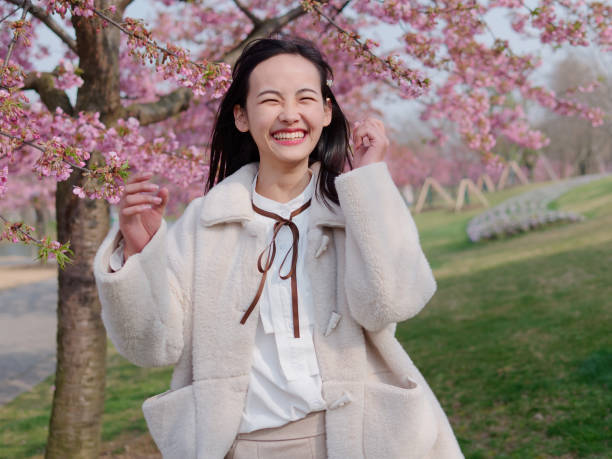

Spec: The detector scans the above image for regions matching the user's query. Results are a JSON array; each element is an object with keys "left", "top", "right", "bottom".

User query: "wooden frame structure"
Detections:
[
  {"left": 497, "top": 161, "right": 529, "bottom": 190},
  {"left": 476, "top": 174, "right": 496, "bottom": 192},
  {"left": 454, "top": 178, "right": 489, "bottom": 212},
  {"left": 414, "top": 177, "right": 454, "bottom": 213}
]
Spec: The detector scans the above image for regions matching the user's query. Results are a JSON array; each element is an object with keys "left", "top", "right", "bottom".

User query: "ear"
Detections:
[
  {"left": 234, "top": 105, "right": 249, "bottom": 132},
  {"left": 323, "top": 98, "right": 332, "bottom": 127}
]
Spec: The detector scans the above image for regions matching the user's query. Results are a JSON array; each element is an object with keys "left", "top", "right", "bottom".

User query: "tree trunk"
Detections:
[
  {"left": 46, "top": 180, "right": 109, "bottom": 458},
  {"left": 45, "top": 2, "right": 123, "bottom": 457}
]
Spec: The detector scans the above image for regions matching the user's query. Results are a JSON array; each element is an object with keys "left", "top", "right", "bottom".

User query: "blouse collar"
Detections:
[{"left": 251, "top": 169, "right": 315, "bottom": 220}]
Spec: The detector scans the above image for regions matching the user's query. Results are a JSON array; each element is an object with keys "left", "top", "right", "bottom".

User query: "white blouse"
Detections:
[{"left": 238, "top": 169, "right": 326, "bottom": 433}]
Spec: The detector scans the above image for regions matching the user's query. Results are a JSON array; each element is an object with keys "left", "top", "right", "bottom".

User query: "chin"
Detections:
[{"left": 268, "top": 148, "right": 313, "bottom": 166}]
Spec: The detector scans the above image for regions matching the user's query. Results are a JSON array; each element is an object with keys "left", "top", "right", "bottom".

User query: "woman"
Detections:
[{"left": 94, "top": 38, "right": 463, "bottom": 459}]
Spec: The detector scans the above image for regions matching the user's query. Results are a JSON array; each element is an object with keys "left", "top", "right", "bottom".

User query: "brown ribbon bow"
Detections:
[{"left": 240, "top": 199, "right": 312, "bottom": 338}]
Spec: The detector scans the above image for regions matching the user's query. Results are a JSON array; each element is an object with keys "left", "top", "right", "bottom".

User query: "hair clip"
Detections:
[{"left": 326, "top": 79, "right": 333, "bottom": 87}]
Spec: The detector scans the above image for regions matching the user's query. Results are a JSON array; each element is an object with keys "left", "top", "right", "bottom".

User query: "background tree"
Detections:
[
  {"left": 538, "top": 50, "right": 612, "bottom": 175},
  {"left": 1, "top": 0, "right": 610, "bottom": 457}
]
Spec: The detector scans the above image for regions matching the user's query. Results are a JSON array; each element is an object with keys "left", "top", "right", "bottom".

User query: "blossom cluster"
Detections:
[
  {"left": 54, "top": 60, "right": 84, "bottom": 91},
  {"left": 38, "top": 1, "right": 232, "bottom": 98},
  {"left": 0, "top": 165, "right": 7, "bottom": 198},
  {"left": 303, "top": 0, "right": 430, "bottom": 98},
  {"left": 346, "top": 0, "right": 612, "bottom": 153},
  {"left": 120, "top": 16, "right": 231, "bottom": 98},
  {"left": 1, "top": 105, "right": 129, "bottom": 203},
  {"left": 0, "top": 216, "right": 73, "bottom": 268},
  {"left": 41, "top": 0, "right": 95, "bottom": 18},
  {"left": 466, "top": 174, "right": 606, "bottom": 242},
  {"left": 7, "top": 17, "right": 34, "bottom": 48}
]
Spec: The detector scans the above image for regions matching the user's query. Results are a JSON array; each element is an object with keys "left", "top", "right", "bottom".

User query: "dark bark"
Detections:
[
  {"left": 223, "top": 4, "right": 307, "bottom": 66},
  {"left": 123, "top": 87, "right": 193, "bottom": 126},
  {"left": 232, "top": 0, "right": 262, "bottom": 26},
  {"left": 22, "top": 72, "right": 74, "bottom": 115},
  {"left": 45, "top": 1, "right": 123, "bottom": 457},
  {"left": 46, "top": 171, "right": 109, "bottom": 458}
]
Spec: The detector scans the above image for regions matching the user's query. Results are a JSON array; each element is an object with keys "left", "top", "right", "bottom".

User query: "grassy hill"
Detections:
[
  {"left": 402, "top": 176, "right": 612, "bottom": 457},
  {"left": 1, "top": 177, "right": 610, "bottom": 458}
]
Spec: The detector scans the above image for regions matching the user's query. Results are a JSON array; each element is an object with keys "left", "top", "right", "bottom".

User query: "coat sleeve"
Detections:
[
  {"left": 93, "top": 199, "right": 200, "bottom": 367},
  {"left": 335, "top": 162, "right": 437, "bottom": 332}
]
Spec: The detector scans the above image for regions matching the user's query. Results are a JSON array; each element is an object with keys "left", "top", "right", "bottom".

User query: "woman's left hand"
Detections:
[{"left": 351, "top": 117, "right": 389, "bottom": 169}]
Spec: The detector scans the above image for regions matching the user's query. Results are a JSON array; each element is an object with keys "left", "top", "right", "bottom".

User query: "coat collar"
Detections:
[{"left": 199, "top": 161, "right": 345, "bottom": 229}]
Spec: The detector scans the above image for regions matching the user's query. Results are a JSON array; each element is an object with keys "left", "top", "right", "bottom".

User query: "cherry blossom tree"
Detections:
[
  {"left": 538, "top": 50, "right": 612, "bottom": 175},
  {"left": 1, "top": 0, "right": 610, "bottom": 456}
]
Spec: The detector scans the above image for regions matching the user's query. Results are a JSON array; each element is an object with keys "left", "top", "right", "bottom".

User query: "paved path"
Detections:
[{"left": 0, "top": 279, "right": 57, "bottom": 405}]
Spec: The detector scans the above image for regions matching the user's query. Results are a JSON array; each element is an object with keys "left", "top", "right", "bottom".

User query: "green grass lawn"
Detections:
[
  {"left": 402, "top": 176, "right": 612, "bottom": 458},
  {"left": 1, "top": 177, "right": 610, "bottom": 457}
]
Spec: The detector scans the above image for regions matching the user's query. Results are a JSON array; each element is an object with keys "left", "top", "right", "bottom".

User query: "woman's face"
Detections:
[{"left": 234, "top": 54, "right": 332, "bottom": 169}]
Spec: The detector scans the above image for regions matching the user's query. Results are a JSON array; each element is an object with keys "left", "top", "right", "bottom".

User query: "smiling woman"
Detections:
[
  {"left": 233, "top": 53, "right": 333, "bottom": 203},
  {"left": 93, "top": 37, "right": 463, "bottom": 459},
  {"left": 207, "top": 38, "right": 352, "bottom": 212}
]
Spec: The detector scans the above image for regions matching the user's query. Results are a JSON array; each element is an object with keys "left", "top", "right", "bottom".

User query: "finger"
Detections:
[
  {"left": 121, "top": 204, "right": 152, "bottom": 217},
  {"left": 355, "top": 120, "right": 383, "bottom": 144},
  {"left": 124, "top": 181, "right": 159, "bottom": 195},
  {"left": 127, "top": 171, "right": 154, "bottom": 184},
  {"left": 354, "top": 133, "right": 361, "bottom": 149},
  {"left": 353, "top": 124, "right": 374, "bottom": 148},
  {"left": 353, "top": 123, "right": 365, "bottom": 149},
  {"left": 155, "top": 187, "right": 170, "bottom": 210},
  {"left": 124, "top": 193, "right": 163, "bottom": 207}
]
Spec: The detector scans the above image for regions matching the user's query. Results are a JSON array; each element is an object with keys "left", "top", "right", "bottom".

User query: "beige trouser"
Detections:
[{"left": 225, "top": 411, "right": 327, "bottom": 459}]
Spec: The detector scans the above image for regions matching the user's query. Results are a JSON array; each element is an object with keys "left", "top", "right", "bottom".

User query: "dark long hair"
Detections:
[{"left": 206, "top": 37, "right": 352, "bottom": 209}]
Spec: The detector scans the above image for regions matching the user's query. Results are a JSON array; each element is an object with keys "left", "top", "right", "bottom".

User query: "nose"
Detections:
[{"left": 278, "top": 101, "right": 299, "bottom": 124}]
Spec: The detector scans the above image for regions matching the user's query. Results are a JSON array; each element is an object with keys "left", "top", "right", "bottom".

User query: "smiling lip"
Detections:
[{"left": 271, "top": 129, "right": 307, "bottom": 145}]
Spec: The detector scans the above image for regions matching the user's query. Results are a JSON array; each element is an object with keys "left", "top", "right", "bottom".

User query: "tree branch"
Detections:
[
  {"left": 2, "top": 0, "right": 30, "bottom": 75},
  {"left": 223, "top": 4, "right": 308, "bottom": 66},
  {"left": 233, "top": 0, "right": 262, "bottom": 26},
  {"left": 0, "top": 131, "right": 88, "bottom": 172},
  {"left": 0, "top": 214, "right": 45, "bottom": 245},
  {"left": 0, "top": 3, "right": 21, "bottom": 24},
  {"left": 122, "top": 87, "right": 193, "bottom": 126},
  {"left": 4, "top": 0, "right": 77, "bottom": 54},
  {"left": 323, "top": 0, "right": 351, "bottom": 33},
  {"left": 21, "top": 71, "right": 74, "bottom": 115},
  {"left": 119, "top": 0, "right": 134, "bottom": 10},
  {"left": 92, "top": 8, "right": 224, "bottom": 71},
  {"left": 118, "top": 3, "right": 308, "bottom": 125}
]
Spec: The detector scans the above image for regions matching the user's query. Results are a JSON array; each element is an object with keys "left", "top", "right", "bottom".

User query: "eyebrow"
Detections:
[{"left": 256, "top": 88, "right": 320, "bottom": 98}]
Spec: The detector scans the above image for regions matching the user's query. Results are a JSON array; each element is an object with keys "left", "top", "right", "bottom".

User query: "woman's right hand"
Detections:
[{"left": 119, "top": 172, "right": 169, "bottom": 260}]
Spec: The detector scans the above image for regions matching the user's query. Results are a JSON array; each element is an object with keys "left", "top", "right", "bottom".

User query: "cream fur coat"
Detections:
[{"left": 94, "top": 161, "right": 463, "bottom": 459}]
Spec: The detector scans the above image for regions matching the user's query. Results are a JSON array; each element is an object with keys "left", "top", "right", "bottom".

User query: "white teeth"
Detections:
[{"left": 272, "top": 131, "right": 305, "bottom": 140}]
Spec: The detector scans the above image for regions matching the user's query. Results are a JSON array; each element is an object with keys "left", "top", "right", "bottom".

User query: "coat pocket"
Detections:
[
  {"left": 363, "top": 379, "right": 438, "bottom": 459},
  {"left": 142, "top": 384, "right": 196, "bottom": 459}
]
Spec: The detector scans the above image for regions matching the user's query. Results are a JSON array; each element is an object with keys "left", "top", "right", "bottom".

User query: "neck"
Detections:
[{"left": 255, "top": 159, "right": 312, "bottom": 204}]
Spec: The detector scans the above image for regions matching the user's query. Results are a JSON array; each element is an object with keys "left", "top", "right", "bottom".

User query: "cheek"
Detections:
[
  {"left": 306, "top": 108, "right": 329, "bottom": 129},
  {"left": 245, "top": 112, "right": 270, "bottom": 138}
]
